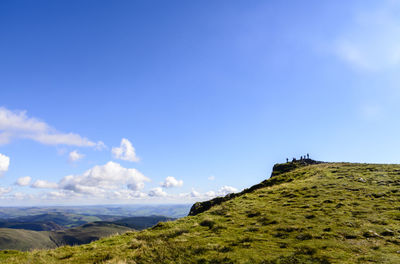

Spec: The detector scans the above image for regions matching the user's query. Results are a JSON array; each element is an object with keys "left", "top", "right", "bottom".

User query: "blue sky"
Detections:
[{"left": 1, "top": 0, "right": 400, "bottom": 205}]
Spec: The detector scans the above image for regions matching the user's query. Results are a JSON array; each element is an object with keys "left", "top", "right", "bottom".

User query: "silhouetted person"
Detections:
[
  {"left": 292, "top": 157, "right": 296, "bottom": 162},
  {"left": 286, "top": 158, "right": 289, "bottom": 163},
  {"left": 307, "top": 153, "right": 309, "bottom": 159}
]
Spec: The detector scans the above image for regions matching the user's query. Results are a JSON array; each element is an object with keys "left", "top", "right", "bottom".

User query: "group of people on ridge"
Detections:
[{"left": 286, "top": 153, "right": 309, "bottom": 163}]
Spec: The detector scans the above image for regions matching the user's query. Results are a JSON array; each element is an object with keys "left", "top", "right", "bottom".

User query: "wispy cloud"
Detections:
[
  {"left": 68, "top": 150, "right": 85, "bottom": 162},
  {"left": 358, "top": 103, "right": 384, "bottom": 121},
  {"left": 0, "top": 187, "right": 12, "bottom": 196},
  {"left": 335, "top": 1, "right": 400, "bottom": 71},
  {"left": 0, "top": 107, "right": 104, "bottom": 148}
]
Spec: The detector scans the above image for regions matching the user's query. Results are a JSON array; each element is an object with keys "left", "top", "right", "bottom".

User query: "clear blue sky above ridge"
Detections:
[{"left": 1, "top": 0, "right": 400, "bottom": 205}]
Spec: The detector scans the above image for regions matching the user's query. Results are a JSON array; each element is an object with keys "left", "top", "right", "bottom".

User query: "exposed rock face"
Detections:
[
  {"left": 271, "top": 159, "right": 322, "bottom": 178},
  {"left": 188, "top": 159, "right": 322, "bottom": 216}
]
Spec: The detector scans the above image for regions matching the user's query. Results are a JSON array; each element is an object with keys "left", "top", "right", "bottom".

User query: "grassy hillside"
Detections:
[
  {"left": 2, "top": 161, "right": 400, "bottom": 263},
  {"left": 0, "top": 223, "right": 132, "bottom": 251},
  {"left": 0, "top": 229, "right": 54, "bottom": 251},
  {"left": 49, "top": 222, "right": 132, "bottom": 247},
  {"left": 0, "top": 216, "right": 174, "bottom": 251},
  {"left": 111, "top": 216, "right": 175, "bottom": 230}
]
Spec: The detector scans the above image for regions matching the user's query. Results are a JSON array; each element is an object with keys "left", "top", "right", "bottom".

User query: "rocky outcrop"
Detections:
[{"left": 271, "top": 159, "right": 322, "bottom": 177}]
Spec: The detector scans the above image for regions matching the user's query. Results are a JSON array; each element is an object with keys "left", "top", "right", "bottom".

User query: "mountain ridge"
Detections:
[
  {"left": 189, "top": 159, "right": 322, "bottom": 216},
  {"left": 2, "top": 161, "right": 400, "bottom": 263}
]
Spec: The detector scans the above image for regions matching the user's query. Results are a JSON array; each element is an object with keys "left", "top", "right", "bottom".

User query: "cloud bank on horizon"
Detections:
[{"left": 0, "top": 106, "right": 238, "bottom": 205}]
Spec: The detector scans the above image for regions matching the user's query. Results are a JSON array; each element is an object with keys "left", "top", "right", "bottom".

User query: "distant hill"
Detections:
[
  {"left": 0, "top": 220, "right": 63, "bottom": 231},
  {"left": 0, "top": 222, "right": 131, "bottom": 251},
  {"left": 0, "top": 229, "right": 55, "bottom": 251},
  {"left": 0, "top": 204, "right": 190, "bottom": 219},
  {"left": 0, "top": 212, "right": 174, "bottom": 232},
  {"left": 0, "top": 212, "right": 108, "bottom": 230},
  {"left": 49, "top": 222, "right": 132, "bottom": 247},
  {"left": 2, "top": 161, "right": 400, "bottom": 263},
  {"left": 0, "top": 215, "right": 174, "bottom": 251},
  {"left": 111, "top": 215, "right": 175, "bottom": 230}
]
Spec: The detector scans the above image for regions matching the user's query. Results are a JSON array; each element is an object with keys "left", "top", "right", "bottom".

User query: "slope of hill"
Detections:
[
  {"left": 0, "top": 216, "right": 175, "bottom": 251},
  {"left": 49, "top": 222, "right": 132, "bottom": 247},
  {"left": 0, "top": 222, "right": 132, "bottom": 251},
  {"left": 0, "top": 229, "right": 55, "bottom": 252},
  {"left": 2, "top": 161, "right": 400, "bottom": 263},
  {"left": 111, "top": 215, "right": 175, "bottom": 230}
]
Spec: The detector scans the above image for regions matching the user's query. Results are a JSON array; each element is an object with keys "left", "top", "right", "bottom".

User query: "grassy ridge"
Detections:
[
  {"left": 2, "top": 162, "right": 400, "bottom": 263},
  {"left": 0, "top": 223, "right": 132, "bottom": 251},
  {"left": 0, "top": 229, "right": 54, "bottom": 251}
]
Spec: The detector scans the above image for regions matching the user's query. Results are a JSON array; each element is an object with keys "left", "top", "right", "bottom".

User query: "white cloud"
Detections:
[
  {"left": 208, "top": 175, "right": 215, "bottom": 181},
  {"left": 190, "top": 188, "right": 201, "bottom": 198},
  {"left": 16, "top": 176, "right": 31, "bottom": 186},
  {"left": 0, "top": 132, "right": 11, "bottom": 145},
  {"left": 218, "top": 186, "right": 238, "bottom": 196},
  {"left": 110, "top": 189, "right": 147, "bottom": 200},
  {"left": 112, "top": 138, "right": 139, "bottom": 162},
  {"left": 182, "top": 186, "right": 238, "bottom": 200},
  {"left": 161, "top": 176, "right": 183, "bottom": 188},
  {"left": 69, "top": 150, "right": 85, "bottom": 162},
  {"left": 58, "top": 161, "right": 150, "bottom": 195},
  {"left": 0, "top": 187, "right": 11, "bottom": 196},
  {"left": 335, "top": 1, "right": 400, "bottom": 71},
  {"left": 0, "top": 107, "right": 104, "bottom": 148},
  {"left": 31, "top": 180, "right": 58, "bottom": 189},
  {"left": 148, "top": 187, "right": 167, "bottom": 197},
  {"left": 205, "top": 190, "right": 216, "bottom": 197},
  {"left": 46, "top": 191, "right": 67, "bottom": 199},
  {"left": 95, "top": 141, "right": 107, "bottom": 151},
  {"left": 0, "top": 153, "right": 10, "bottom": 176}
]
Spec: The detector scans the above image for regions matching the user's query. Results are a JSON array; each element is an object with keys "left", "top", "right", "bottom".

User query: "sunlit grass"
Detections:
[{"left": 1, "top": 162, "right": 400, "bottom": 263}]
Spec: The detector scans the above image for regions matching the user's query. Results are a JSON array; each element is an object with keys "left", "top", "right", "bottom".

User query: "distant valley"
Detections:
[{"left": 0, "top": 206, "right": 181, "bottom": 251}]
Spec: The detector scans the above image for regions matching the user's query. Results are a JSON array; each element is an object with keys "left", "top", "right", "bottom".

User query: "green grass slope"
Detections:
[
  {"left": 0, "top": 223, "right": 132, "bottom": 251},
  {"left": 111, "top": 216, "right": 175, "bottom": 230},
  {"left": 2, "top": 162, "right": 400, "bottom": 263},
  {"left": 49, "top": 222, "right": 132, "bottom": 247},
  {"left": 0, "top": 229, "right": 55, "bottom": 251}
]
